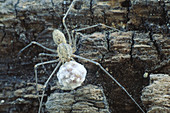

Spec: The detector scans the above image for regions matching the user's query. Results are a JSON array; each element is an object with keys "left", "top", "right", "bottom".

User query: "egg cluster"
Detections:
[{"left": 57, "top": 61, "right": 87, "bottom": 90}]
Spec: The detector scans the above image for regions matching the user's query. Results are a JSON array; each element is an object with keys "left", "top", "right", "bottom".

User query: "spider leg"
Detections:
[
  {"left": 38, "top": 53, "right": 58, "bottom": 73},
  {"left": 18, "top": 41, "right": 57, "bottom": 56},
  {"left": 73, "top": 54, "right": 145, "bottom": 113},
  {"left": 37, "top": 28, "right": 53, "bottom": 39},
  {"left": 71, "top": 23, "right": 121, "bottom": 52},
  {"left": 63, "top": 0, "right": 78, "bottom": 46},
  {"left": 38, "top": 53, "right": 58, "bottom": 57},
  {"left": 34, "top": 59, "right": 59, "bottom": 102},
  {"left": 72, "top": 31, "right": 95, "bottom": 52},
  {"left": 38, "top": 61, "right": 61, "bottom": 113},
  {"left": 38, "top": 53, "right": 58, "bottom": 78},
  {"left": 73, "top": 23, "right": 121, "bottom": 32}
]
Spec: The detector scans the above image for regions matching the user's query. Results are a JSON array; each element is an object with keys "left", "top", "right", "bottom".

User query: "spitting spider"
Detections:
[{"left": 18, "top": 0, "right": 145, "bottom": 113}]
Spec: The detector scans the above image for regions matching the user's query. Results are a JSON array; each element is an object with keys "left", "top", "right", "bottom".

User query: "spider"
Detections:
[{"left": 18, "top": 0, "right": 145, "bottom": 113}]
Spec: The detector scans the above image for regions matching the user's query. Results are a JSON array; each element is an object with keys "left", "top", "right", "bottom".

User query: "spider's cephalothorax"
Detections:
[
  {"left": 53, "top": 29, "right": 73, "bottom": 63},
  {"left": 52, "top": 29, "right": 66, "bottom": 44}
]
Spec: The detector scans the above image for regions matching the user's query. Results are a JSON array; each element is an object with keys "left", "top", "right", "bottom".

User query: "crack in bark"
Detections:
[
  {"left": 14, "top": 0, "right": 20, "bottom": 18},
  {"left": 90, "top": 0, "right": 94, "bottom": 24},
  {"left": 50, "top": 0, "right": 54, "bottom": 7},
  {"left": 0, "top": 21, "right": 6, "bottom": 42},
  {"left": 149, "top": 29, "right": 164, "bottom": 61},
  {"left": 130, "top": 31, "right": 135, "bottom": 62},
  {"left": 123, "top": 0, "right": 131, "bottom": 31},
  {"left": 159, "top": 1, "right": 168, "bottom": 25},
  {"left": 159, "top": 1, "right": 169, "bottom": 33},
  {"left": 102, "top": 10, "right": 107, "bottom": 24},
  {"left": 105, "top": 31, "right": 110, "bottom": 52},
  {"left": 143, "top": 20, "right": 165, "bottom": 61}
]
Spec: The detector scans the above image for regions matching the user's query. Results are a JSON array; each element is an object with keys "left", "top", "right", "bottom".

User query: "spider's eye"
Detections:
[{"left": 58, "top": 39, "right": 60, "bottom": 42}]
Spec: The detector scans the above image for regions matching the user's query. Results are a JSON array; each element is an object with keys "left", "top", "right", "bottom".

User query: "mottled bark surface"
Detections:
[
  {"left": 0, "top": 0, "right": 169, "bottom": 113},
  {"left": 46, "top": 85, "right": 110, "bottom": 113},
  {"left": 141, "top": 74, "right": 170, "bottom": 113}
]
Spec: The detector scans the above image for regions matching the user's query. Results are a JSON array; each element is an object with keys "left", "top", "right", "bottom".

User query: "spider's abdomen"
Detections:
[{"left": 57, "top": 43, "right": 73, "bottom": 62}]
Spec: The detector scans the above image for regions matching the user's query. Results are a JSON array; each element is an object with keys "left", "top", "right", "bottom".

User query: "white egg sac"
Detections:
[{"left": 57, "top": 61, "right": 87, "bottom": 90}]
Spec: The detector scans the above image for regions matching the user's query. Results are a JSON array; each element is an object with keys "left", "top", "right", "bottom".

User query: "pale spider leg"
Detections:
[
  {"left": 38, "top": 53, "right": 58, "bottom": 57},
  {"left": 63, "top": 0, "right": 78, "bottom": 45},
  {"left": 37, "top": 28, "right": 53, "bottom": 39},
  {"left": 73, "top": 54, "right": 145, "bottom": 113},
  {"left": 71, "top": 31, "right": 80, "bottom": 52},
  {"left": 74, "top": 31, "right": 92, "bottom": 41},
  {"left": 40, "top": 57, "right": 47, "bottom": 75},
  {"left": 38, "top": 53, "right": 58, "bottom": 77},
  {"left": 18, "top": 41, "right": 56, "bottom": 56},
  {"left": 73, "top": 23, "right": 120, "bottom": 32},
  {"left": 71, "top": 32, "right": 92, "bottom": 52},
  {"left": 38, "top": 61, "right": 61, "bottom": 113},
  {"left": 34, "top": 59, "right": 59, "bottom": 102},
  {"left": 71, "top": 23, "right": 120, "bottom": 52}
]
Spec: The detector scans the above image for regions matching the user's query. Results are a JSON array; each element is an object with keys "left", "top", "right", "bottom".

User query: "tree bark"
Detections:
[{"left": 0, "top": 0, "right": 169, "bottom": 113}]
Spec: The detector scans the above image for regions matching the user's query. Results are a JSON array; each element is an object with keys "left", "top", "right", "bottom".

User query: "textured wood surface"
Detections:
[
  {"left": 141, "top": 74, "right": 170, "bottom": 113},
  {"left": 46, "top": 85, "right": 110, "bottom": 113},
  {"left": 0, "top": 0, "right": 169, "bottom": 113}
]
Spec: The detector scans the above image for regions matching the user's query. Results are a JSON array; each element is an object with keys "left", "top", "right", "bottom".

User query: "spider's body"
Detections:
[{"left": 53, "top": 29, "right": 73, "bottom": 63}]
